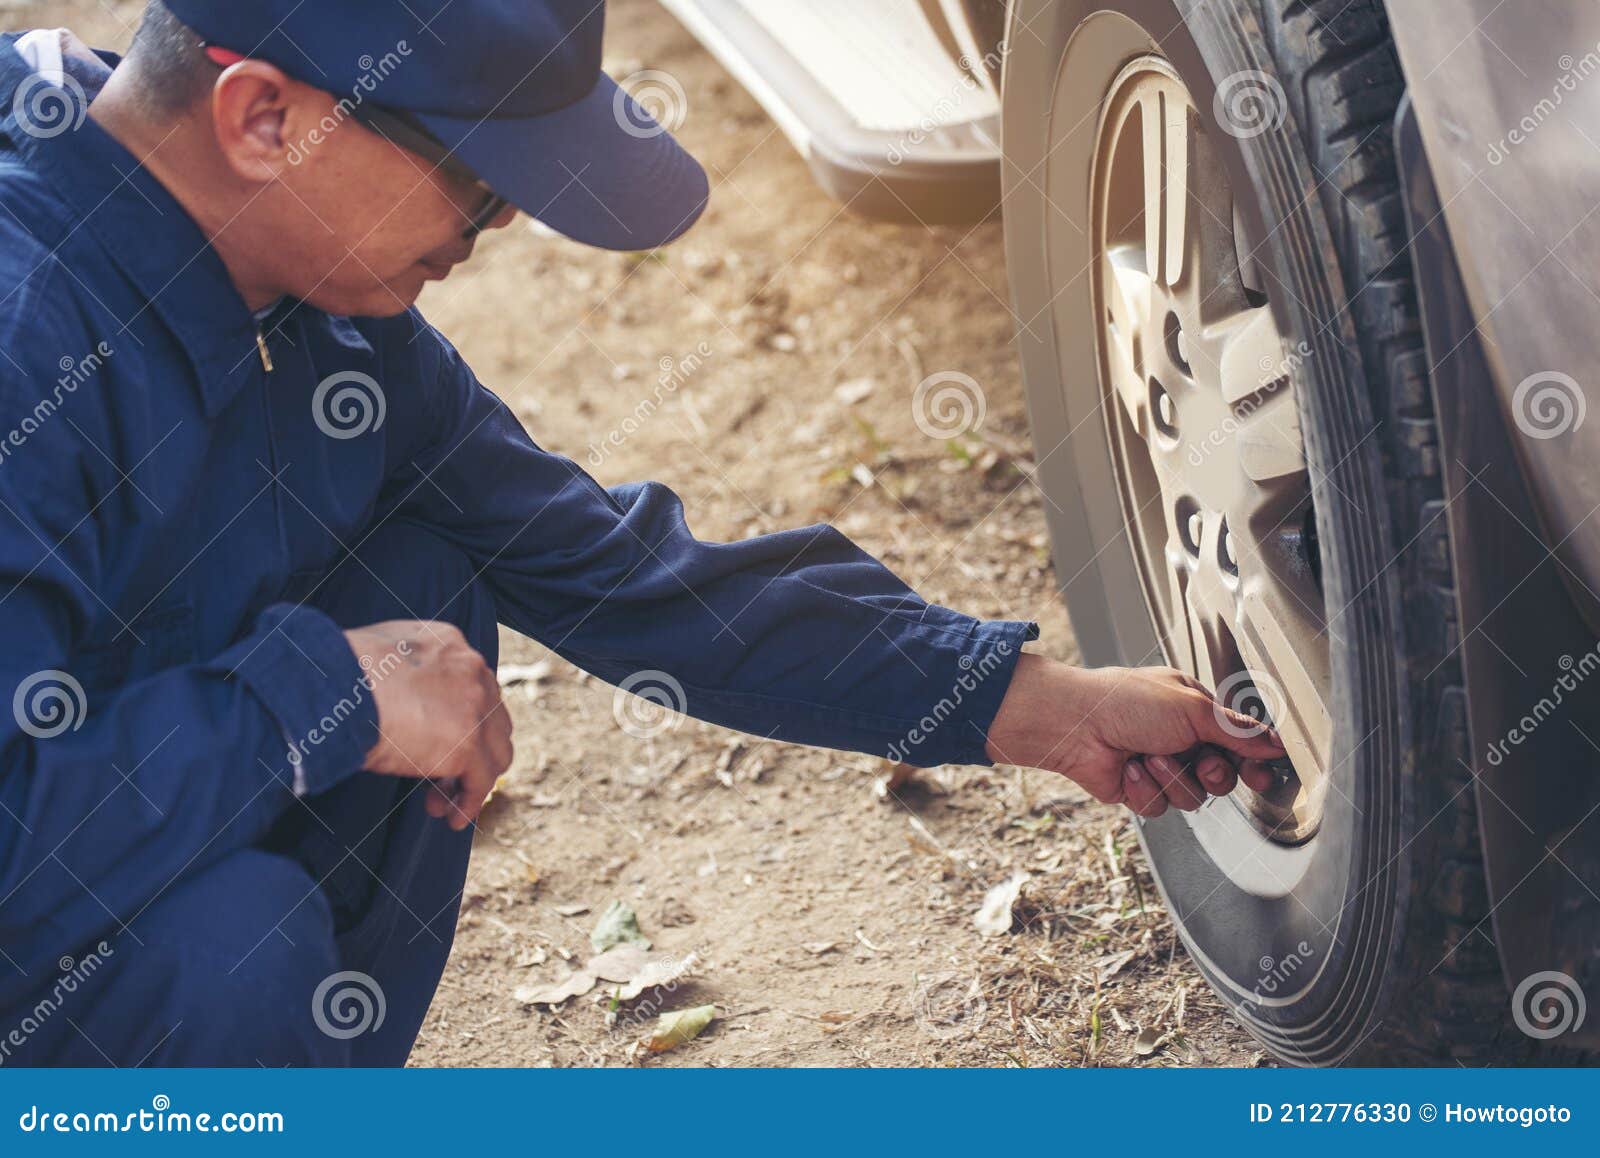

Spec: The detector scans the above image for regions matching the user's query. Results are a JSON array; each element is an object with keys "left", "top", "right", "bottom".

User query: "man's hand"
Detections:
[
  {"left": 344, "top": 620, "right": 513, "bottom": 830},
  {"left": 984, "top": 654, "right": 1286, "bottom": 817}
]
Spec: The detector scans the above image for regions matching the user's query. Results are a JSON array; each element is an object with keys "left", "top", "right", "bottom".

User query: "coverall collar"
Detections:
[{"left": 0, "top": 33, "right": 262, "bottom": 417}]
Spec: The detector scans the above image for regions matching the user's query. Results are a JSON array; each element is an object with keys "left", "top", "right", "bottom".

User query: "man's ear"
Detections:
[{"left": 208, "top": 60, "right": 304, "bottom": 183}]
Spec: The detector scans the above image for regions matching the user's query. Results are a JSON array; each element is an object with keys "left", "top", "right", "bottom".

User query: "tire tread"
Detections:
[{"left": 1256, "top": 0, "right": 1513, "bottom": 1062}]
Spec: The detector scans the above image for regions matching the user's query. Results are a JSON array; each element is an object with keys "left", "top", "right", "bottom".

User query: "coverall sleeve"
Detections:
[
  {"left": 381, "top": 321, "right": 1037, "bottom": 769},
  {"left": 0, "top": 362, "right": 375, "bottom": 984}
]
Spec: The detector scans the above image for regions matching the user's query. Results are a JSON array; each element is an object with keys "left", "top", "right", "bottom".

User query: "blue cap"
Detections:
[{"left": 164, "top": 0, "right": 709, "bottom": 250}]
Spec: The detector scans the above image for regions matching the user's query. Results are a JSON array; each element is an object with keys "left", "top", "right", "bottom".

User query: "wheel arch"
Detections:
[{"left": 1399, "top": 99, "right": 1600, "bottom": 1053}]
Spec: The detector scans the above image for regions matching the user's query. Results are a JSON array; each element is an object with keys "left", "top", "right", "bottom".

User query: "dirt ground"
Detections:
[{"left": 19, "top": 0, "right": 1265, "bottom": 1067}]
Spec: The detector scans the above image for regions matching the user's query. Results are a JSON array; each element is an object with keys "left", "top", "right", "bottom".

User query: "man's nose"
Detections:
[{"left": 485, "top": 202, "right": 518, "bottom": 232}]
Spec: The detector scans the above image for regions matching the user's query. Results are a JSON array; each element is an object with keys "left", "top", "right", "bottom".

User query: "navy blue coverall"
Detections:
[{"left": 0, "top": 37, "right": 1033, "bottom": 1065}]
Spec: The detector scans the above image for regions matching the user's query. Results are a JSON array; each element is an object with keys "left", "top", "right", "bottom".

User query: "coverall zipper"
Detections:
[
  {"left": 255, "top": 326, "right": 274, "bottom": 373},
  {"left": 253, "top": 320, "right": 290, "bottom": 573}
]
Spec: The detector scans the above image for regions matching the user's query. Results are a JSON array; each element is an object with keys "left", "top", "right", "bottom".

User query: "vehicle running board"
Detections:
[{"left": 657, "top": 0, "right": 1000, "bottom": 223}]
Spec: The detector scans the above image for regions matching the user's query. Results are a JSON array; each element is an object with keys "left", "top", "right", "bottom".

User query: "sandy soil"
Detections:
[{"left": 16, "top": 0, "right": 1264, "bottom": 1067}]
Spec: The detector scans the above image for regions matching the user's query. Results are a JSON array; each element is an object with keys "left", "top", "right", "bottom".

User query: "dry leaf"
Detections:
[
  {"left": 588, "top": 943, "right": 653, "bottom": 984},
  {"left": 514, "top": 969, "right": 596, "bottom": 1006},
  {"left": 1134, "top": 1026, "right": 1169, "bottom": 1057},
  {"left": 616, "top": 951, "right": 699, "bottom": 1001},
  {"left": 1095, "top": 948, "right": 1138, "bottom": 982},
  {"left": 974, "top": 871, "right": 1028, "bottom": 936},
  {"left": 801, "top": 942, "right": 837, "bottom": 956}
]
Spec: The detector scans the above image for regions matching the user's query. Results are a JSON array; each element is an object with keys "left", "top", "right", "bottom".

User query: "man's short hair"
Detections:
[{"left": 126, "top": 1, "right": 211, "bottom": 114}]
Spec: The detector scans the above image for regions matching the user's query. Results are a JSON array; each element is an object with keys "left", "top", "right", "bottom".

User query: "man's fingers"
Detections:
[
  {"left": 483, "top": 697, "right": 515, "bottom": 769},
  {"left": 447, "top": 760, "right": 497, "bottom": 831},
  {"left": 1122, "top": 759, "right": 1168, "bottom": 818},
  {"left": 1237, "top": 758, "right": 1278, "bottom": 794},
  {"left": 1197, "top": 699, "right": 1287, "bottom": 759},
  {"left": 425, "top": 781, "right": 451, "bottom": 818},
  {"left": 1146, "top": 753, "right": 1206, "bottom": 811},
  {"left": 1194, "top": 748, "right": 1237, "bottom": 796}
]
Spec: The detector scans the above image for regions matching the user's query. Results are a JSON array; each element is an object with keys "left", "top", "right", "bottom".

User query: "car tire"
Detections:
[{"left": 1001, "top": 0, "right": 1524, "bottom": 1064}]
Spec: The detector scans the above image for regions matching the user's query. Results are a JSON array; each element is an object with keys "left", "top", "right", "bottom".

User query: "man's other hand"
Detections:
[
  {"left": 984, "top": 654, "right": 1287, "bottom": 817},
  {"left": 344, "top": 620, "right": 513, "bottom": 830}
]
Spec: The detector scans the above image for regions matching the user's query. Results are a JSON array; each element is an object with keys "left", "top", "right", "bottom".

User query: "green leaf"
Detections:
[
  {"left": 590, "top": 900, "right": 651, "bottom": 953},
  {"left": 648, "top": 1004, "right": 716, "bottom": 1053}
]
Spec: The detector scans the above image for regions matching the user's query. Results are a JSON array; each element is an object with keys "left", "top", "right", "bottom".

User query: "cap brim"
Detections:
[{"left": 417, "top": 73, "right": 708, "bottom": 251}]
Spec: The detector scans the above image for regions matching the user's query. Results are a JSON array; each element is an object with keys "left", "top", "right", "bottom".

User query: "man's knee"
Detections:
[
  {"left": 47, "top": 851, "right": 350, "bottom": 1066},
  {"left": 315, "top": 521, "right": 498, "bottom": 666}
]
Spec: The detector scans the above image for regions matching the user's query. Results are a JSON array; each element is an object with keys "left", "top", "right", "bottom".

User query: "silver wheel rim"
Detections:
[{"left": 1091, "top": 57, "right": 1332, "bottom": 844}]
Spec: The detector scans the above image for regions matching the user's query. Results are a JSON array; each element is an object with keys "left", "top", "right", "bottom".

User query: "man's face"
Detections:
[{"left": 250, "top": 84, "right": 516, "bottom": 317}]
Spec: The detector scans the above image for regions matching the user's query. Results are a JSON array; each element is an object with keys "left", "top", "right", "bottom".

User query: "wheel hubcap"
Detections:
[{"left": 1092, "top": 58, "right": 1333, "bottom": 844}]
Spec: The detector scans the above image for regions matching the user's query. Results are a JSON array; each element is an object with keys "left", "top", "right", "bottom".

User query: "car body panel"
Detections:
[
  {"left": 1399, "top": 101, "right": 1600, "bottom": 1049},
  {"left": 1387, "top": 2, "right": 1600, "bottom": 632}
]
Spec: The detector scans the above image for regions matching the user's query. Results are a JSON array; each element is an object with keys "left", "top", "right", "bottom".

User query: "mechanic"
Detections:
[{"left": 0, "top": 0, "right": 1283, "bottom": 1065}]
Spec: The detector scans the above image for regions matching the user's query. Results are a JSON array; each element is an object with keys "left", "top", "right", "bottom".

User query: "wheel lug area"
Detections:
[
  {"left": 1164, "top": 311, "right": 1191, "bottom": 376},
  {"left": 1152, "top": 380, "right": 1178, "bottom": 436},
  {"left": 1219, "top": 518, "right": 1238, "bottom": 574},
  {"left": 1181, "top": 504, "right": 1204, "bottom": 556}
]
